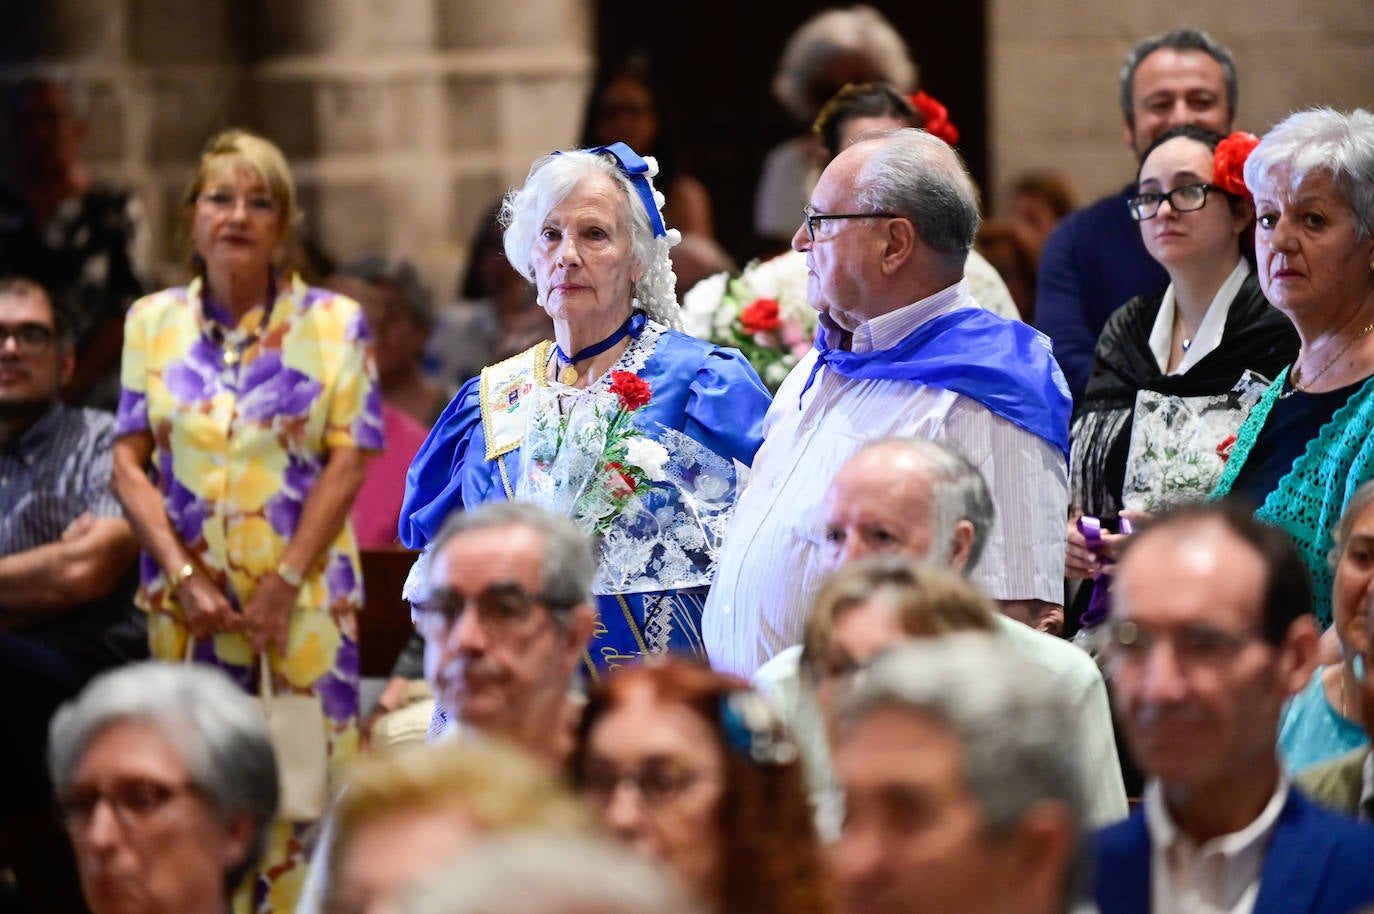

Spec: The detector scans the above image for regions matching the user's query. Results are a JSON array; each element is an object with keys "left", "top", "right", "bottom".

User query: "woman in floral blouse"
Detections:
[{"left": 111, "top": 129, "right": 384, "bottom": 914}]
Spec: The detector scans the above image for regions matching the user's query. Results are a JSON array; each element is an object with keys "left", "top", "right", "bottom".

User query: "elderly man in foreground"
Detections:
[
  {"left": 416, "top": 501, "right": 597, "bottom": 759},
  {"left": 834, "top": 635, "right": 1089, "bottom": 914},
  {"left": 1096, "top": 503, "right": 1374, "bottom": 914},
  {"left": 754, "top": 437, "right": 1126, "bottom": 830},
  {"left": 705, "top": 127, "right": 1070, "bottom": 677}
]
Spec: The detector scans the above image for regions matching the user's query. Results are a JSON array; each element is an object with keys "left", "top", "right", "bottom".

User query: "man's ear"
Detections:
[
  {"left": 1122, "top": 120, "right": 1136, "bottom": 154},
  {"left": 879, "top": 216, "right": 917, "bottom": 275},
  {"left": 946, "top": 520, "right": 975, "bottom": 574},
  {"left": 563, "top": 603, "right": 598, "bottom": 658},
  {"left": 58, "top": 344, "right": 75, "bottom": 388},
  {"left": 1277, "top": 614, "right": 1321, "bottom": 698},
  {"left": 1001, "top": 801, "right": 1077, "bottom": 914}
]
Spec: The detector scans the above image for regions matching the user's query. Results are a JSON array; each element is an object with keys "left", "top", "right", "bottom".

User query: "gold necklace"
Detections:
[{"left": 1290, "top": 320, "right": 1374, "bottom": 393}]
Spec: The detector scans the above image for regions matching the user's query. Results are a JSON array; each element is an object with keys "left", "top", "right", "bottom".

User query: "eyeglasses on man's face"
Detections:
[
  {"left": 0, "top": 322, "right": 56, "bottom": 355},
  {"left": 1101, "top": 618, "right": 1266, "bottom": 673},
  {"left": 413, "top": 581, "right": 563, "bottom": 640},
  {"left": 58, "top": 776, "right": 204, "bottom": 833},
  {"left": 1127, "top": 183, "right": 1223, "bottom": 221},
  {"left": 802, "top": 203, "right": 902, "bottom": 243}
]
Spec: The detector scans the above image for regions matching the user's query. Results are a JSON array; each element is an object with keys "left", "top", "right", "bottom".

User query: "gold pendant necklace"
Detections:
[
  {"left": 1289, "top": 319, "right": 1374, "bottom": 394},
  {"left": 558, "top": 365, "right": 579, "bottom": 386}
]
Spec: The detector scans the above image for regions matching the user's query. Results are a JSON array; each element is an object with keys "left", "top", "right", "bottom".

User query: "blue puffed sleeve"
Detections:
[
  {"left": 683, "top": 345, "right": 771, "bottom": 466},
  {"left": 399, "top": 377, "right": 485, "bottom": 549}
]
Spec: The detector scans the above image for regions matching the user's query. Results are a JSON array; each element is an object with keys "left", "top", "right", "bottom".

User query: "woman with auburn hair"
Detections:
[{"left": 571, "top": 660, "right": 832, "bottom": 914}]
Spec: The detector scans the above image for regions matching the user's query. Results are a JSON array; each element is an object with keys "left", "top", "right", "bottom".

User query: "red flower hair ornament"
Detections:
[
  {"left": 910, "top": 91, "right": 960, "bottom": 146},
  {"left": 1212, "top": 132, "right": 1260, "bottom": 199}
]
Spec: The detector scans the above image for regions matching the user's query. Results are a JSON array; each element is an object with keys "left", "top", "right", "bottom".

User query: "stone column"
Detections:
[{"left": 2, "top": 0, "right": 594, "bottom": 296}]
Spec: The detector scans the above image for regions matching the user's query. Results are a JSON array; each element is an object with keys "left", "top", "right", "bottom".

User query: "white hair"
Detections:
[
  {"left": 772, "top": 5, "right": 918, "bottom": 123},
  {"left": 48, "top": 662, "right": 278, "bottom": 892},
  {"left": 501, "top": 148, "right": 683, "bottom": 328},
  {"left": 1244, "top": 107, "right": 1374, "bottom": 240}
]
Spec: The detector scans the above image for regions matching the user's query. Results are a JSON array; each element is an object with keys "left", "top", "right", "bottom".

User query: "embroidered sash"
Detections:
[{"left": 479, "top": 340, "right": 553, "bottom": 460}]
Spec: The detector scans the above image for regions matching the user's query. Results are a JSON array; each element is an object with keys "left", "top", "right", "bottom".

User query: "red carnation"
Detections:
[
  {"left": 1212, "top": 132, "right": 1260, "bottom": 198},
  {"left": 910, "top": 91, "right": 960, "bottom": 146},
  {"left": 608, "top": 371, "right": 652, "bottom": 412},
  {"left": 605, "top": 461, "right": 637, "bottom": 498},
  {"left": 741, "top": 298, "right": 783, "bottom": 334}
]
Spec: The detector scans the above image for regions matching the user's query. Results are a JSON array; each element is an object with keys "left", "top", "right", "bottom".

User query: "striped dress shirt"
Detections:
[{"left": 704, "top": 280, "right": 1068, "bottom": 677}]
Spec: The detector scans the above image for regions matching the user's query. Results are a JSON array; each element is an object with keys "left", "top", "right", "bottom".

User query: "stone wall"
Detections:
[
  {"left": 7, "top": 1, "right": 1371, "bottom": 290},
  {"left": 2, "top": 0, "right": 594, "bottom": 298},
  {"left": 987, "top": 0, "right": 1374, "bottom": 214}
]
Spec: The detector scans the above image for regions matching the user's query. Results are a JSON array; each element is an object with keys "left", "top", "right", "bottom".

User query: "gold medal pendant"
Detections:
[{"left": 559, "top": 365, "right": 579, "bottom": 386}]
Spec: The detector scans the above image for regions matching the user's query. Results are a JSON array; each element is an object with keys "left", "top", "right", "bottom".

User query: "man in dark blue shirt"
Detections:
[{"left": 1035, "top": 28, "right": 1238, "bottom": 398}]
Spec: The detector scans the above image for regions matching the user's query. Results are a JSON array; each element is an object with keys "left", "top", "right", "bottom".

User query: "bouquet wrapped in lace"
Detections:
[
  {"left": 680, "top": 251, "right": 816, "bottom": 391},
  {"left": 516, "top": 371, "right": 743, "bottom": 595},
  {"left": 1121, "top": 370, "right": 1269, "bottom": 513}
]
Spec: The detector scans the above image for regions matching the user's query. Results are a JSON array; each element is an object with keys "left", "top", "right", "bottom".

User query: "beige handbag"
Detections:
[{"left": 185, "top": 640, "right": 330, "bottom": 822}]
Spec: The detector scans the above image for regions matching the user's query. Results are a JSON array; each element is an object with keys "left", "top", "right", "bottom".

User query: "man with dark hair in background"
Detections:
[
  {"left": 0, "top": 275, "right": 144, "bottom": 912},
  {"left": 1034, "top": 28, "right": 1238, "bottom": 397}
]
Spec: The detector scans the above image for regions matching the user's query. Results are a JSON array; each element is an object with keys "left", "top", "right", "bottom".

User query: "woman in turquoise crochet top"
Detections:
[
  {"left": 1276, "top": 481, "right": 1373, "bottom": 773},
  {"left": 1211, "top": 108, "right": 1374, "bottom": 628}
]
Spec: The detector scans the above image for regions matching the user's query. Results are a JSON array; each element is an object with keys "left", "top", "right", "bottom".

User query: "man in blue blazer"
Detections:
[{"left": 1094, "top": 503, "right": 1374, "bottom": 914}]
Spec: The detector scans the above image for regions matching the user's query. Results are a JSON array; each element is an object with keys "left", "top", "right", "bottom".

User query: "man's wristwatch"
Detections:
[{"left": 276, "top": 561, "right": 305, "bottom": 589}]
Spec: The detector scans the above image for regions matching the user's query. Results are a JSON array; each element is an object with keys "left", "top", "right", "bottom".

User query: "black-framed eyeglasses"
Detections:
[
  {"left": 803, "top": 203, "right": 901, "bottom": 242},
  {"left": 57, "top": 777, "right": 204, "bottom": 831},
  {"left": 1127, "top": 183, "right": 1223, "bottom": 221},
  {"left": 0, "top": 322, "right": 56, "bottom": 354},
  {"left": 413, "top": 581, "right": 565, "bottom": 640}
]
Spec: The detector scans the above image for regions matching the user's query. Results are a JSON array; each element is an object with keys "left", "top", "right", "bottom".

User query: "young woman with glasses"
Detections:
[{"left": 1064, "top": 125, "right": 1298, "bottom": 633}]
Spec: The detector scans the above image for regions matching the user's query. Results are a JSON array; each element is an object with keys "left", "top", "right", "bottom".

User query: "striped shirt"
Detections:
[
  {"left": 0, "top": 403, "right": 125, "bottom": 554},
  {"left": 704, "top": 280, "right": 1068, "bottom": 677},
  {"left": 0, "top": 402, "right": 144, "bottom": 671}
]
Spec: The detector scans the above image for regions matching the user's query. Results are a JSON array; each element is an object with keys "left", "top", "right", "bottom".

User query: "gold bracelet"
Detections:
[
  {"left": 276, "top": 561, "right": 305, "bottom": 589},
  {"left": 171, "top": 562, "right": 195, "bottom": 591}
]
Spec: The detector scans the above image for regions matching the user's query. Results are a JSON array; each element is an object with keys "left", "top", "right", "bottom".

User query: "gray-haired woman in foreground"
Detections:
[{"left": 48, "top": 662, "right": 278, "bottom": 914}]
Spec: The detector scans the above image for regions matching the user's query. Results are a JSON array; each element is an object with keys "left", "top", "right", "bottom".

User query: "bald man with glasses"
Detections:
[{"left": 704, "top": 128, "right": 1071, "bottom": 678}]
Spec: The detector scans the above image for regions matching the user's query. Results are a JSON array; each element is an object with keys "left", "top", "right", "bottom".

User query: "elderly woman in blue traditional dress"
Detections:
[{"left": 400, "top": 143, "right": 771, "bottom": 676}]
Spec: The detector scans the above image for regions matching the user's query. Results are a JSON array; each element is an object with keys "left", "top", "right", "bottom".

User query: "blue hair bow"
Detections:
[{"left": 584, "top": 142, "right": 668, "bottom": 239}]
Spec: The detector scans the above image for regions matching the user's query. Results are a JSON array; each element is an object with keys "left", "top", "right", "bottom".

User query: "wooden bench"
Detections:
[{"left": 358, "top": 547, "right": 420, "bottom": 678}]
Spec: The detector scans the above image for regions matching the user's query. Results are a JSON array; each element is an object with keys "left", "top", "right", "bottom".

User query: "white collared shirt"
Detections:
[
  {"left": 703, "top": 280, "right": 1068, "bottom": 677},
  {"left": 1147, "top": 260, "right": 1251, "bottom": 375},
  {"left": 1143, "top": 776, "right": 1289, "bottom": 914}
]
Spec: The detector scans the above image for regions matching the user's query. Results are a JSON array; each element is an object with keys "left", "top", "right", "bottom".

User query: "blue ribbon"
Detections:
[
  {"left": 582, "top": 142, "right": 668, "bottom": 238},
  {"left": 554, "top": 311, "right": 647, "bottom": 368},
  {"left": 798, "top": 306, "right": 1072, "bottom": 460}
]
